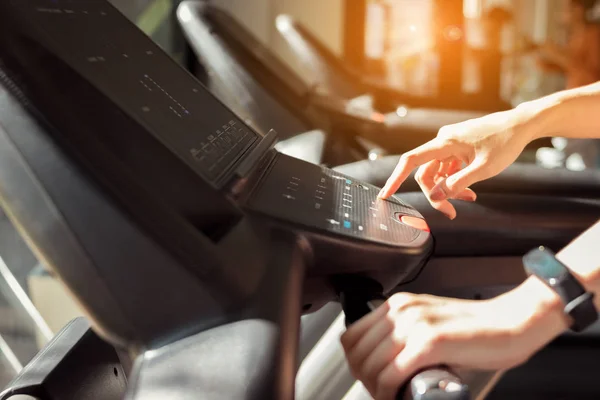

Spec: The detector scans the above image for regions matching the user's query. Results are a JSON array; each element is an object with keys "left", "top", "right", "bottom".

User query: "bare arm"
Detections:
[
  {"left": 504, "top": 219, "right": 600, "bottom": 338},
  {"left": 378, "top": 79, "right": 600, "bottom": 217},
  {"left": 518, "top": 80, "right": 600, "bottom": 140}
]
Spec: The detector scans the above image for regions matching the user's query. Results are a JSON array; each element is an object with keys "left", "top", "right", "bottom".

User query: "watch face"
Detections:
[{"left": 523, "top": 247, "right": 569, "bottom": 283}]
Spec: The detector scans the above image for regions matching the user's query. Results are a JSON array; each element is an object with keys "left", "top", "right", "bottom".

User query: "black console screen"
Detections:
[{"left": 10, "top": 0, "right": 259, "bottom": 183}]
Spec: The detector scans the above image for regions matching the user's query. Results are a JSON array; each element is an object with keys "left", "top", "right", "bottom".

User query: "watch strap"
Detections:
[
  {"left": 565, "top": 292, "right": 597, "bottom": 332},
  {"left": 524, "top": 246, "right": 599, "bottom": 333}
]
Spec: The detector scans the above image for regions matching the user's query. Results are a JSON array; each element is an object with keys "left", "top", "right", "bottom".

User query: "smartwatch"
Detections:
[{"left": 523, "top": 246, "right": 598, "bottom": 332}]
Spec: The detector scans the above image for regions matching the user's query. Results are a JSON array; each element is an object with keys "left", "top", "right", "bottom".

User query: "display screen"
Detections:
[
  {"left": 12, "top": 0, "right": 259, "bottom": 183},
  {"left": 523, "top": 247, "right": 569, "bottom": 282}
]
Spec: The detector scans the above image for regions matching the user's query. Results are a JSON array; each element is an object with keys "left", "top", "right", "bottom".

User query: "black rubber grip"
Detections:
[{"left": 336, "top": 276, "right": 471, "bottom": 400}]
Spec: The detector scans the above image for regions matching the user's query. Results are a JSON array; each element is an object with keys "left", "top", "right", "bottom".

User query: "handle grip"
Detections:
[
  {"left": 363, "top": 302, "right": 470, "bottom": 400},
  {"left": 337, "top": 281, "right": 471, "bottom": 400},
  {"left": 399, "top": 367, "right": 470, "bottom": 400}
]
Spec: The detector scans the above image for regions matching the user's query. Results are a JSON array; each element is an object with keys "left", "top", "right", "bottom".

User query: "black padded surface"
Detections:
[
  {"left": 488, "top": 336, "right": 600, "bottom": 399},
  {"left": 127, "top": 320, "right": 292, "bottom": 400},
  {"left": 396, "top": 192, "right": 600, "bottom": 257},
  {"left": 0, "top": 318, "right": 126, "bottom": 400}
]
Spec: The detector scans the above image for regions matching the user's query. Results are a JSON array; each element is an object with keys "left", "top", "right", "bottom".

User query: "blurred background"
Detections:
[{"left": 1, "top": 0, "right": 598, "bottom": 395}]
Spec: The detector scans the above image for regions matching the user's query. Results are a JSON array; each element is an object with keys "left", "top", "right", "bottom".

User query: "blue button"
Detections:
[
  {"left": 343, "top": 221, "right": 351, "bottom": 229},
  {"left": 346, "top": 179, "right": 352, "bottom": 184}
]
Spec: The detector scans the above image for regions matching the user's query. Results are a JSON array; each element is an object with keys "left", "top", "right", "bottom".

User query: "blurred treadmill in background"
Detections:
[
  {"left": 177, "top": 2, "right": 600, "bottom": 197},
  {"left": 179, "top": 2, "right": 488, "bottom": 164},
  {"left": 272, "top": 12, "right": 499, "bottom": 152}
]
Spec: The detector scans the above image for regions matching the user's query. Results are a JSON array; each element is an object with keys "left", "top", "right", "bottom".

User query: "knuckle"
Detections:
[
  {"left": 399, "top": 152, "right": 416, "bottom": 166},
  {"left": 420, "top": 329, "right": 447, "bottom": 353},
  {"left": 340, "top": 332, "right": 351, "bottom": 349},
  {"left": 382, "top": 310, "right": 398, "bottom": 329},
  {"left": 388, "top": 292, "right": 417, "bottom": 311},
  {"left": 437, "top": 126, "right": 455, "bottom": 140},
  {"left": 413, "top": 171, "right": 423, "bottom": 184},
  {"left": 476, "top": 152, "right": 492, "bottom": 165}
]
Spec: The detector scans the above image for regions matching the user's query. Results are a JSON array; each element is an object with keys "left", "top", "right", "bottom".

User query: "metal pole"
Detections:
[{"left": 296, "top": 312, "right": 356, "bottom": 400}]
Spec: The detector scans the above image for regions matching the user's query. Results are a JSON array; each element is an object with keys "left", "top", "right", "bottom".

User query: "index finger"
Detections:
[{"left": 378, "top": 139, "right": 456, "bottom": 199}]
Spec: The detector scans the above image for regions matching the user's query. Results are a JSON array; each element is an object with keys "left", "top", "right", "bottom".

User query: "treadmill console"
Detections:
[
  {"left": 1, "top": 0, "right": 259, "bottom": 185},
  {"left": 248, "top": 155, "right": 427, "bottom": 248}
]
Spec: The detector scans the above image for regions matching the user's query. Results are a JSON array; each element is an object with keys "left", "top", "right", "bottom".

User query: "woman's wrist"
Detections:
[
  {"left": 513, "top": 95, "right": 565, "bottom": 142},
  {"left": 514, "top": 81, "right": 600, "bottom": 142},
  {"left": 496, "top": 276, "right": 571, "bottom": 342}
]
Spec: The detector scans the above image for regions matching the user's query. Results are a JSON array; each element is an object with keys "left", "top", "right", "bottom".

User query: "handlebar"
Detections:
[
  {"left": 337, "top": 279, "right": 470, "bottom": 400},
  {"left": 368, "top": 298, "right": 469, "bottom": 400}
]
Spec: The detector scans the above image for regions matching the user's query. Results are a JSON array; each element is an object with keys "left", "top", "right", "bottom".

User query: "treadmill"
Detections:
[
  {"left": 274, "top": 13, "right": 511, "bottom": 114},
  {"left": 178, "top": 2, "right": 486, "bottom": 158},
  {"left": 0, "top": 1, "right": 598, "bottom": 399}
]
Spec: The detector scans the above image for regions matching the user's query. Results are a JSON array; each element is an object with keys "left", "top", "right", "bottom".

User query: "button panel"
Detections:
[{"left": 247, "top": 155, "right": 426, "bottom": 247}]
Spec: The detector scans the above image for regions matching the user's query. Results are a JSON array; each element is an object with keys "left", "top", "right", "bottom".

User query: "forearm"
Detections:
[
  {"left": 517, "top": 81, "right": 600, "bottom": 140},
  {"left": 505, "top": 220, "right": 600, "bottom": 341},
  {"left": 557, "top": 220, "right": 600, "bottom": 310}
]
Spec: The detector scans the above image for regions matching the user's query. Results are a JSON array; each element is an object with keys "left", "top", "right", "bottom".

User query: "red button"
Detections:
[{"left": 399, "top": 215, "right": 430, "bottom": 232}]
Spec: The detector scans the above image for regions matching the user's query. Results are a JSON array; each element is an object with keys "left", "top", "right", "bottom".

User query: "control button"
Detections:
[
  {"left": 379, "top": 224, "right": 388, "bottom": 231},
  {"left": 344, "top": 213, "right": 349, "bottom": 218},
  {"left": 346, "top": 179, "right": 352, "bottom": 184},
  {"left": 343, "top": 221, "right": 351, "bottom": 229},
  {"left": 327, "top": 219, "right": 340, "bottom": 225},
  {"left": 315, "top": 203, "right": 321, "bottom": 210},
  {"left": 358, "top": 225, "right": 364, "bottom": 231},
  {"left": 398, "top": 215, "right": 430, "bottom": 232}
]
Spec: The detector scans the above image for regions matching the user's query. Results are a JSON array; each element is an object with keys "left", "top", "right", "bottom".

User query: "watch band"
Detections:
[{"left": 523, "top": 246, "right": 598, "bottom": 333}]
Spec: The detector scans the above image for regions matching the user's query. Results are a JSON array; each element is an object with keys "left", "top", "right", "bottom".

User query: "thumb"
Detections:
[{"left": 430, "top": 159, "right": 488, "bottom": 201}]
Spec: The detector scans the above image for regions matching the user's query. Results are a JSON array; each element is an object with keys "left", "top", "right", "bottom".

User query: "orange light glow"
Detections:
[{"left": 371, "top": 112, "right": 386, "bottom": 123}]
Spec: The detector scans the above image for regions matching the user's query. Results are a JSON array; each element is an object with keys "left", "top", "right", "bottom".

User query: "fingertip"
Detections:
[
  {"left": 455, "top": 190, "right": 476, "bottom": 202},
  {"left": 436, "top": 202, "right": 456, "bottom": 220}
]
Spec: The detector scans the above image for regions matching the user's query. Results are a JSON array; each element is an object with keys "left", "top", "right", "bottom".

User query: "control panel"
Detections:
[
  {"left": 8, "top": 0, "right": 259, "bottom": 184},
  {"left": 246, "top": 155, "right": 429, "bottom": 248}
]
